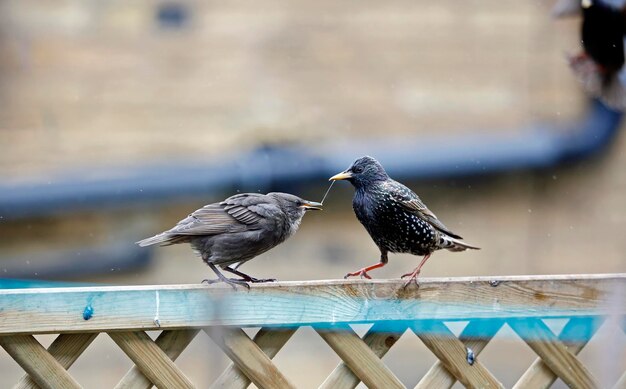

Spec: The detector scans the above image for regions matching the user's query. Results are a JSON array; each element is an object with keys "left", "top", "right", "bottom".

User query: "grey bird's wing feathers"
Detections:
[
  {"left": 137, "top": 193, "right": 279, "bottom": 246},
  {"left": 386, "top": 181, "right": 463, "bottom": 239},
  {"left": 171, "top": 193, "right": 278, "bottom": 234},
  {"left": 221, "top": 193, "right": 280, "bottom": 225}
]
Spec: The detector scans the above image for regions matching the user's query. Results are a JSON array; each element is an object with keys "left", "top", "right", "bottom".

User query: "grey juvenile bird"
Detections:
[
  {"left": 330, "top": 156, "right": 479, "bottom": 285},
  {"left": 137, "top": 192, "right": 322, "bottom": 288}
]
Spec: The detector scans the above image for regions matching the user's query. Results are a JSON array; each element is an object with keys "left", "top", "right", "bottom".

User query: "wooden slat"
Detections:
[
  {"left": 319, "top": 322, "right": 407, "bottom": 389},
  {"left": 115, "top": 329, "right": 199, "bottom": 389},
  {"left": 1, "top": 274, "right": 626, "bottom": 335},
  {"left": 613, "top": 318, "right": 626, "bottom": 389},
  {"left": 509, "top": 318, "right": 599, "bottom": 389},
  {"left": 415, "top": 319, "right": 504, "bottom": 389},
  {"left": 205, "top": 327, "right": 296, "bottom": 389},
  {"left": 0, "top": 285, "right": 215, "bottom": 336},
  {"left": 316, "top": 324, "right": 405, "bottom": 389},
  {"left": 411, "top": 321, "right": 504, "bottom": 388},
  {"left": 0, "top": 335, "right": 82, "bottom": 389},
  {"left": 108, "top": 331, "right": 195, "bottom": 389},
  {"left": 15, "top": 333, "right": 98, "bottom": 389},
  {"left": 513, "top": 317, "right": 603, "bottom": 389},
  {"left": 210, "top": 327, "right": 296, "bottom": 389},
  {"left": 612, "top": 371, "right": 626, "bottom": 389}
]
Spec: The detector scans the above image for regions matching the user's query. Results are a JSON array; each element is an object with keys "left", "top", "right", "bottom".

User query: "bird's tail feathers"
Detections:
[
  {"left": 441, "top": 235, "right": 480, "bottom": 252},
  {"left": 136, "top": 232, "right": 181, "bottom": 247}
]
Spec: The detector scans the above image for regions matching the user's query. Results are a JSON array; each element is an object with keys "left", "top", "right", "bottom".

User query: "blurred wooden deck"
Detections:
[{"left": 0, "top": 0, "right": 584, "bottom": 178}]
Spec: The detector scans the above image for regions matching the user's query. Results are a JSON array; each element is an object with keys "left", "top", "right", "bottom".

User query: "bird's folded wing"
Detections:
[
  {"left": 167, "top": 205, "right": 248, "bottom": 236},
  {"left": 221, "top": 193, "right": 273, "bottom": 225},
  {"left": 169, "top": 193, "right": 280, "bottom": 236},
  {"left": 389, "top": 187, "right": 463, "bottom": 239},
  {"left": 222, "top": 192, "right": 283, "bottom": 223}
]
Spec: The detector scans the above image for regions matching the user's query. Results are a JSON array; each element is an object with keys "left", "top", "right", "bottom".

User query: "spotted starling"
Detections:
[
  {"left": 137, "top": 192, "right": 322, "bottom": 288},
  {"left": 330, "top": 156, "right": 479, "bottom": 285}
]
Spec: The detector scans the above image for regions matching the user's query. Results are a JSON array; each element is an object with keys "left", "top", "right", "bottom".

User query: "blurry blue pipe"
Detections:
[
  {"left": 0, "top": 100, "right": 621, "bottom": 220},
  {"left": 330, "top": 100, "right": 622, "bottom": 179}
]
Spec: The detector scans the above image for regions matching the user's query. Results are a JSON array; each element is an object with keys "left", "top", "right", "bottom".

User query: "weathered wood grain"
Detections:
[
  {"left": 0, "top": 285, "right": 215, "bottom": 335},
  {"left": 1, "top": 274, "right": 625, "bottom": 335},
  {"left": 0, "top": 335, "right": 82, "bottom": 389},
  {"left": 210, "top": 327, "right": 296, "bottom": 389},
  {"left": 411, "top": 321, "right": 504, "bottom": 388},
  {"left": 108, "top": 331, "right": 195, "bottom": 389},
  {"left": 319, "top": 322, "right": 406, "bottom": 389},
  {"left": 508, "top": 318, "right": 599, "bottom": 389},
  {"left": 15, "top": 332, "right": 98, "bottom": 389},
  {"left": 614, "top": 318, "right": 626, "bottom": 389},
  {"left": 513, "top": 317, "right": 604, "bottom": 389},
  {"left": 115, "top": 329, "right": 199, "bottom": 389},
  {"left": 316, "top": 324, "right": 405, "bottom": 389},
  {"left": 205, "top": 327, "right": 296, "bottom": 389},
  {"left": 415, "top": 319, "right": 504, "bottom": 389},
  {"left": 612, "top": 371, "right": 626, "bottom": 389}
]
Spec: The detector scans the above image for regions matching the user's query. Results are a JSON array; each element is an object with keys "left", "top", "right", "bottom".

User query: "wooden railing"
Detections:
[{"left": 1, "top": 274, "right": 625, "bottom": 388}]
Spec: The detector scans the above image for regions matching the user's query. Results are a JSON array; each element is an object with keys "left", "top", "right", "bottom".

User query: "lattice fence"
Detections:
[{"left": 1, "top": 274, "right": 625, "bottom": 388}]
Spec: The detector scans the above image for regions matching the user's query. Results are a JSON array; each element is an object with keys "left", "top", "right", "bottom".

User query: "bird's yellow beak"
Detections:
[
  {"left": 302, "top": 201, "right": 323, "bottom": 211},
  {"left": 329, "top": 171, "right": 352, "bottom": 181}
]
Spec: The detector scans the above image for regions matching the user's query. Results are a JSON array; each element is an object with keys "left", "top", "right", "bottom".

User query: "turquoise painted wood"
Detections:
[
  {"left": 0, "top": 278, "right": 93, "bottom": 289},
  {"left": 0, "top": 274, "right": 625, "bottom": 336}
]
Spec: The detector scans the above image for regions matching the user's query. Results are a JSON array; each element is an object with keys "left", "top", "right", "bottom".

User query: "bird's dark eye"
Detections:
[{"left": 353, "top": 166, "right": 363, "bottom": 174}]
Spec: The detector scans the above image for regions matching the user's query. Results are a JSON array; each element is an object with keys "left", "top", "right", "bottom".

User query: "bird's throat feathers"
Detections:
[
  {"left": 286, "top": 215, "right": 303, "bottom": 237},
  {"left": 353, "top": 187, "right": 378, "bottom": 220}
]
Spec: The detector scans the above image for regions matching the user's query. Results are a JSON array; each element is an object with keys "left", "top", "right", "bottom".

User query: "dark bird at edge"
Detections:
[
  {"left": 562, "top": 0, "right": 626, "bottom": 110},
  {"left": 580, "top": 0, "right": 626, "bottom": 82},
  {"left": 330, "top": 156, "right": 479, "bottom": 286},
  {"left": 137, "top": 192, "right": 322, "bottom": 288}
]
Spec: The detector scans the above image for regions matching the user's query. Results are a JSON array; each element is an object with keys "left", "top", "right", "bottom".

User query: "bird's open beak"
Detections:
[
  {"left": 329, "top": 171, "right": 352, "bottom": 181},
  {"left": 302, "top": 201, "right": 323, "bottom": 211}
]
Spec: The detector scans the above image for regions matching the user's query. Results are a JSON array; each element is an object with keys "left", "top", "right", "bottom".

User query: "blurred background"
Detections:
[{"left": 1, "top": 0, "right": 626, "bottom": 387}]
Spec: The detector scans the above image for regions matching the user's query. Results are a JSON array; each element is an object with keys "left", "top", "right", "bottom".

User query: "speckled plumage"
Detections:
[
  {"left": 330, "top": 156, "right": 479, "bottom": 284},
  {"left": 137, "top": 192, "right": 322, "bottom": 288}
]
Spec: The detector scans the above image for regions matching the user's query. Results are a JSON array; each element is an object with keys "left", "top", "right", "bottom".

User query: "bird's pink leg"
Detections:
[
  {"left": 569, "top": 52, "right": 612, "bottom": 74},
  {"left": 344, "top": 262, "right": 386, "bottom": 279},
  {"left": 401, "top": 253, "right": 431, "bottom": 287},
  {"left": 569, "top": 51, "right": 589, "bottom": 64},
  {"left": 568, "top": 51, "right": 602, "bottom": 74}
]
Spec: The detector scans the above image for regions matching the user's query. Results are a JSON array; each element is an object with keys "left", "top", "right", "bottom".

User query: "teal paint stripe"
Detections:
[{"left": 0, "top": 278, "right": 95, "bottom": 289}]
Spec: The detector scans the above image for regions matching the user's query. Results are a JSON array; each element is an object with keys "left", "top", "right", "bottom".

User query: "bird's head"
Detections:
[
  {"left": 329, "top": 156, "right": 389, "bottom": 188},
  {"left": 268, "top": 192, "right": 322, "bottom": 221}
]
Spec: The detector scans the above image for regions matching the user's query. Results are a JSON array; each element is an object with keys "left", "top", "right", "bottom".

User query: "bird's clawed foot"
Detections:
[
  {"left": 222, "top": 266, "right": 276, "bottom": 283},
  {"left": 401, "top": 270, "right": 421, "bottom": 289},
  {"left": 248, "top": 277, "right": 277, "bottom": 283},
  {"left": 344, "top": 269, "right": 372, "bottom": 279},
  {"left": 201, "top": 277, "right": 250, "bottom": 290},
  {"left": 343, "top": 260, "right": 386, "bottom": 280}
]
